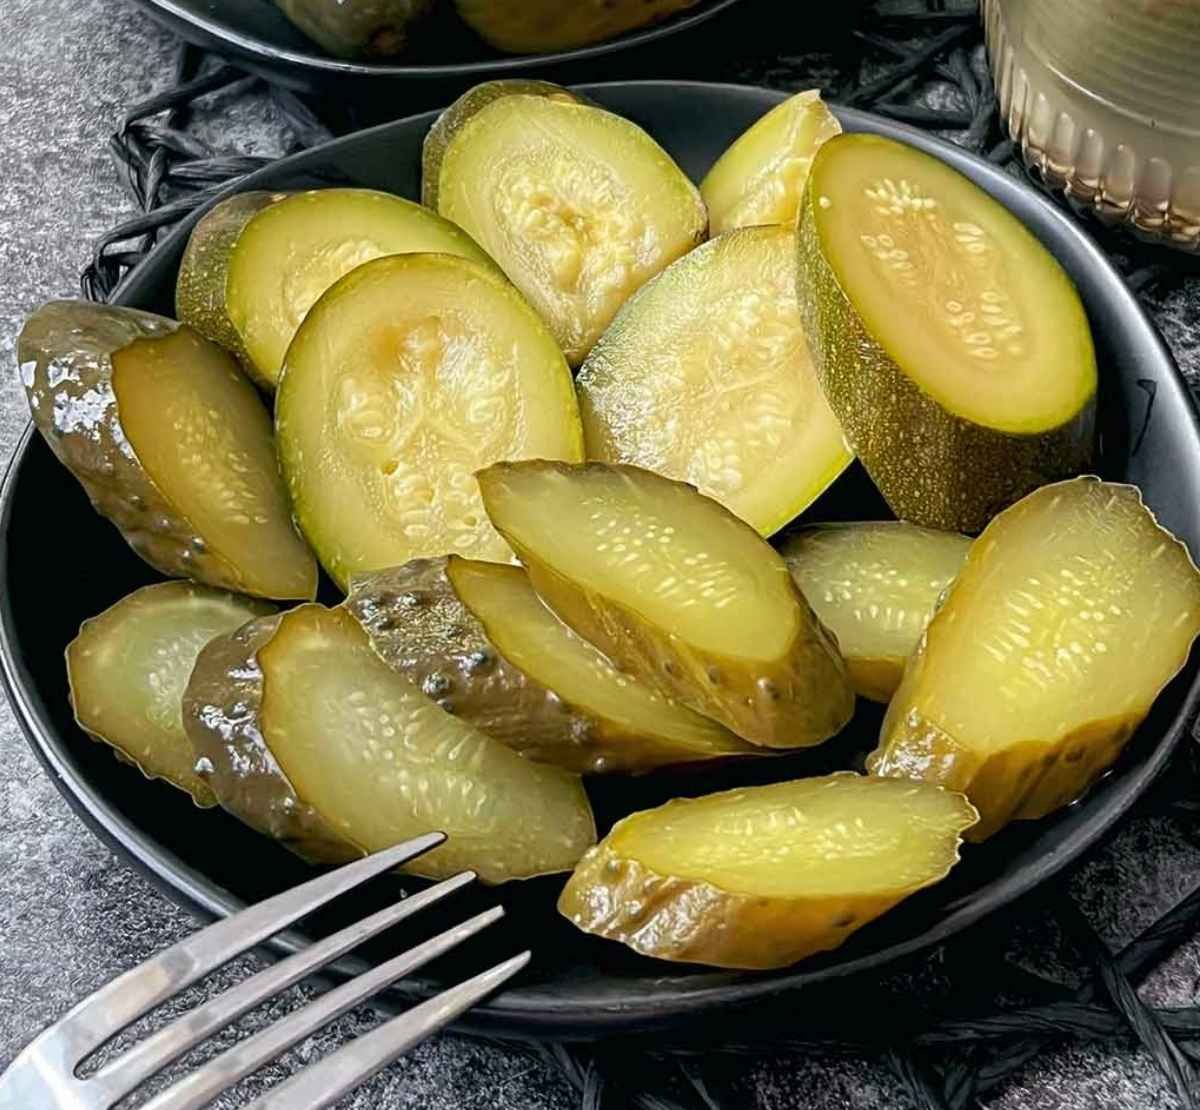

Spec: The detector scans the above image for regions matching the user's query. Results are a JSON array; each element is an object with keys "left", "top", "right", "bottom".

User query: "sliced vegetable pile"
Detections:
[{"left": 18, "top": 83, "right": 1200, "bottom": 972}]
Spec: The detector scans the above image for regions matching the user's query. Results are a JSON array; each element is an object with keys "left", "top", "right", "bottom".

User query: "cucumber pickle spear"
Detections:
[
  {"left": 796, "top": 133, "right": 1097, "bottom": 533},
  {"left": 184, "top": 603, "right": 597, "bottom": 881},
  {"left": 345, "top": 557, "right": 761, "bottom": 774},
  {"left": 273, "top": 0, "right": 433, "bottom": 58},
  {"left": 68, "top": 582, "right": 274, "bottom": 807},
  {"left": 436, "top": 92, "right": 707, "bottom": 366},
  {"left": 700, "top": 89, "right": 842, "bottom": 236},
  {"left": 559, "top": 774, "right": 978, "bottom": 968},
  {"left": 176, "top": 187, "right": 497, "bottom": 389},
  {"left": 477, "top": 461, "right": 854, "bottom": 749},
  {"left": 781, "top": 523, "right": 971, "bottom": 702},
  {"left": 19, "top": 301, "right": 317, "bottom": 600},
  {"left": 870, "top": 478, "right": 1200, "bottom": 840},
  {"left": 579, "top": 225, "right": 851, "bottom": 536},
  {"left": 277, "top": 253, "right": 583, "bottom": 589}
]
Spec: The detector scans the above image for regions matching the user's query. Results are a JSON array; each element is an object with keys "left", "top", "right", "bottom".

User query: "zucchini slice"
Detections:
[
  {"left": 19, "top": 301, "right": 317, "bottom": 600},
  {"left": 183, "top": 603, "right": 597, "bottom": 880},
  {"left": 276, "top": 253, "right": 584, "bottom": 590},
  {"left": 436, "top": 92, "right": 707, "bottom": 366},
  {"left": 345, "top": 557, "right": 760, "bottom": 774},
  {"left": 700, "top": 89, "right": 842, "bottom": 236},
  {"left": 176, "top": 187, "right": 497, "bottom": 389},
  {"left": 781, "top": 522, "right": 971, "bottom": 702},
  {"left": 559, "top": 774, "right": 977, "bottom": 968},
  {"left": 68, "top": 582, "right": 274, "bottom": 807},
  {"left": 477, "top": 461, "right": 854, "bottom": 748},
  {"left": 579, "top": 225, "right": 851, "bottom": 535},
  {"left": 869, "top": 478, "right": 1200, "bottom": 840},
  {"left": 273, "top": 0, "right": 433, "bottom": 58},
  {"left": 796, "top": 133, "right": 1097, "bottom": 532}
]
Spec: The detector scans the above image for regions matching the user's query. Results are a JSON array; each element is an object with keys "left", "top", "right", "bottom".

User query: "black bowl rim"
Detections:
[{"left": 5, "top": 81, "right": 1199, "bottom": 1034}]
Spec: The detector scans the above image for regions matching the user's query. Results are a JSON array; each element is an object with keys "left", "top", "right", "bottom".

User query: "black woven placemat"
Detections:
[{"left": 80, "top": 3, "right": 1200, "bottom": 1107}]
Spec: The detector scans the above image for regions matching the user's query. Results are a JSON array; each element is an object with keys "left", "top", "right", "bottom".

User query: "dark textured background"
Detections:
[{"left": 3, "top": 1, "right": 1200, "bottom": 1106}]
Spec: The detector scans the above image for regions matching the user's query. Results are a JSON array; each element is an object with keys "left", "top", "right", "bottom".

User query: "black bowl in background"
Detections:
[{"left": 4, "top": 83, "right": 1200, "bottom": 1038}]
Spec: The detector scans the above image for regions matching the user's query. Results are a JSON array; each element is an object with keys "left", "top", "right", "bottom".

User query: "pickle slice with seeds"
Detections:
[
  {"left": 19, "top": 301, "right": 317, "bottom": 600},
  {"left": 796, "top": 133, "right": 1097, "bottom": 532},
  {"left": 700, "top": 89, "right": 842, "bottom": 236},
  {"left": 869, "top": 478, "right": 1200, "bottom": 840},
  {"left": 781, "top": 522, "right": 971, "bottom": 702},
  {"left": 68, "top": 581, "right": 274, "bottom": 807},
  {"left": 436, "top": 93, "right": 707, "bottom": 366},
  {"left": 477, "top": 460, "right": 854, "bottom": 748},
  {"left": 345, "top": 557, "right": 761, "bottom": 774},
  {"left": 277, "top": 253, "right": 583, "bottom": 590},
  {"left": 273, "top": 0, "right": 433, "bottom": 58},
  {"left": 559, "top": 774, "right": 977, "bottom": 969},
  {"left": 579, "top": 225, "right": 851, "bottom": 535},
  {"left": 184, "top": 603, "right": 596, "bottom": 880}
]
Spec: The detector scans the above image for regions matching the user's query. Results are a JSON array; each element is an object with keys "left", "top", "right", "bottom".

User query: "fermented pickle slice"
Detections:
[
  {"left": 796, "top": 133, "right": 1097, "bottom": 532},
  {"left": 68, "top": 582, "right": 274, "bottom": 807},
  {"left": 477, "top": 461, "right": 854, "bottom": 748},
  {"left": 436, "top": 93, "right": 707, "bottom": 366},
  {"left": 345, "top": 557, "right": 760, "bottom": 773},
  {"left": 277, "top": 253, "right": 583, "bottom": 589},
  {"left": 274, "top": 0, "right": 433, "bottom": 58},
  {"left": 869, "top": 478, "right": 1200, "bottom": 840},
  {"left": 19, "top": 301, "right": 317, "bottom": 600},
  {"left": 176, "top": 187, "right": 497, "bottom": 388},
  {"left": 184, "top": 603, "right": 596, "bottom": 880},
  {"left": 453, "top": 0, "right": 701, "bottom": 53},
  {"left": 559, "top": 774, "right": 977, "bottom": 968},
  {"left": 781, "top": 523, "right": 971, "bottom": 702},
  {"left": 578, "top": 226, "right": 851, "bottom": 535},
  {"left": 700, "top": 90, "right": 842, "bottom": 236}
]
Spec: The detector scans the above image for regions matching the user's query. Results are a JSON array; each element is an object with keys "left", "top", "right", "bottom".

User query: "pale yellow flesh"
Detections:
[
  {"left": 810, "top": 134, "right": 1096, "bottom": 432},
  {"left": 437, "top": 95, "right": 706, "bottom": 366},
  {"left": 612, "top": 776, "right": 975, "bottom": 898},
  {"left": 453, "top": 0, "right": 702, "bottom": 53},
  {"left": 68, "top": 582, "right": 271, "bottom": 803},
  {"left": 112, "top": 329, "right": 316, "bottom": 600},
  {"left": 258, "top": 605, "right": 595, "bottom": 882},
  {"left": 277, "top": 253, "right": 583, "bottom": 589},
  {"left": 700, "top": 90, "right": 842, "bottom": 236},
  {"left": 579, "top": 226, "right": 850, "bottom": 535},
  {"left": 227, "top": 189, "right": 494, "bottom": 385},
  {"left": 447, "top": 557, "right": 741, "bottom": 752}
]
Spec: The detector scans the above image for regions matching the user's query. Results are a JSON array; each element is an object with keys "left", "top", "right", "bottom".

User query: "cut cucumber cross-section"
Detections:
[
  {"left": 477, "top": 461, "right": 854, "bottom": 748},
  {"left": 276, "top": 253, "right": 584, "bottom": 590},
  {"left": 453, "top": 0, "right": 702, "bottom": 53},
  {"left": 559, "top": 774, "right": 978, "bottom": 968},
  {"left": 183, "top": 603, "right": 597, "bottom": 881},
  {"left": 436, "top": 92, "right": 707, "bottom": 366},
  {"left": 796, "top": 133, "right": 1097, "bottom": 532},
  {"left": 345, "top": 557, "right": 761, "bottom": 774},
  {"left": 869, "top": 478, "right": 1200, "bottom": 840},
  {"left": 68, "top": 581, "right": 274, "bottom": 807},
  {"left": 781, "top": 522, "right": 971, "bottom": 702},
  {"left": 579, "top": 225, "right": 851, "bottom": 535}
]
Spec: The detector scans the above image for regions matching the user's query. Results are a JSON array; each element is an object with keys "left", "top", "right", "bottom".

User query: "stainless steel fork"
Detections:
[{"left": 0, "top": 832, "right": 528, "bottom": 1109}]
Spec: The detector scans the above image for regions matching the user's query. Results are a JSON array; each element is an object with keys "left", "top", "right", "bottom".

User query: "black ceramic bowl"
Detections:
[{"left": 4, "top": 83, "right": 1200, "bottom": 1038}]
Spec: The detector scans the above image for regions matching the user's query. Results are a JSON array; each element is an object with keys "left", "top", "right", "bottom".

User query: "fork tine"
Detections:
[
  {"left": 89, "top": 870, "right": 476, "bottom": 1105},
  {"left": 141, "top": 906, "right": 506, "bottom": 1110},
  {"left": 246, "top": 951, "right": 531, "bottom": 1110},
  {"left": 53, "top": 832, "right": 445, "bottom": 1065}
]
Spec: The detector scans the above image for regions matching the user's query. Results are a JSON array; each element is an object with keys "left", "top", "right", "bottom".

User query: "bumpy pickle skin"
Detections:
[
  {"left": 796, "top": 133, "right": 1097, "bottom": 533},
  {"left": 558, "top": 774, "right": 978, "bottom": 969},
  {"left": 436, "top": 93, "right": 707, "bottom": 366},
  {"left": 274, "top": 0, "right": 433, "bottom": 57},
  {"left": 184, "top": 604, "right": 597, "bottom": 880},
  {"left": 453, "top": 0, "right": 702, "bottom": 53},
  {"left": 344, "top": 557, "right": 761, "bottom": 774},
  {"left": 578, "top": 225, "right": 851, "bottom": 535},
  {"left": 68, "top": 581, "right": 275, "bottom": 807},
  {"left": 700, "top": 90, "right": 842, "bottom": 236},
  {"left": 869, "top": 478, "right": 1200, "bottom": 840},
  {"left": 477, "top": 461, "right": 854, "bottom": 748},
  {"left": 781, "top": 522, "right": 971, "bottom": 702},
  {"left": 18, "top": 301, "right": 317, "bottom": 600}
]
